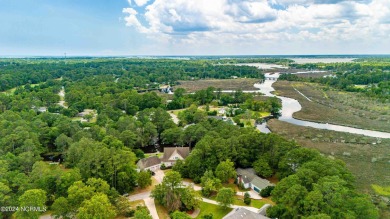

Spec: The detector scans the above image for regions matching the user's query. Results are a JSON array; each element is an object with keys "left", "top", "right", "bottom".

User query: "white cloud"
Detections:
[
  {"left": 134, "top": 0, "right": 150, "bottom": 7},
  {"left": 122, "top": 0, "right": 390, "bottom": 54}
]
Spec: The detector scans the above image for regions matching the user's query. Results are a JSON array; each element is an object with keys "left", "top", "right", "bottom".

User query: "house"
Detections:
[
  {"left": 136, "top": 156, "right": 161, "bottom": 172},
  {"left": 38, "top": 107, "right": 47, "bottom": 113},
  {"left": 236, "top": 168, "right": 273, "bottom": 193},
  {"left": 161, "top": 147, "right": 190, "bottom": 167},
  {"left": 223, "top": 208, "right": 270, "bottom": 219},
  {"left": 160, "top": 85, "right": 172, "bottom": 93},
  {"left": 218, "top": 108, "right": 226, "bottom": 115}
]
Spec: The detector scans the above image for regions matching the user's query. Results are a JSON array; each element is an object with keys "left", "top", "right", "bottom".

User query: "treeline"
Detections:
[
  {"left": 0, "top": 61, "right": 64, "bottom": 91},
  {"left": 0, "top": 58, "right": 265, "bottom": 92}
]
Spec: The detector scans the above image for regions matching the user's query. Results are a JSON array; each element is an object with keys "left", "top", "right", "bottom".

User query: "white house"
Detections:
[
  {"left": 136, "top": 156, "right": 161, "bottom": 172},
  {"left": 161, "top": 147, "right": 190, "bottom": 167},
  {"left": 236, "top": 168, "right": 273, "bottom": 193}
]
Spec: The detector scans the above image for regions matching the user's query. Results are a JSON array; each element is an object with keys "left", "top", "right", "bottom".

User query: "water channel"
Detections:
[{"left": 255, "top": 73, "right": 390, "bottom": 139}]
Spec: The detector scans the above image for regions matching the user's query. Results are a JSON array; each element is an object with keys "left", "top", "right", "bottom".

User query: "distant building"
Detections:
[
  {"left": 223, "top": 208, "right": 270, "bottom": 219},
  {"left": 136, "top": 156, "right": 161, "bottom": 172},
  {"left": 161, "top": 147, "right": 190, "bottom": 167},
  {"left": 236, "top": 168, "right": 273, "bottom": 193},
  {"left": 160, "top": 85, "right": 172, "bottom": 93},
  {"left": 38, "top": 107, "right": 47, "bottom": 113},
  {"left": 218, "top": 108, "right": 226, "bottom": 115}
]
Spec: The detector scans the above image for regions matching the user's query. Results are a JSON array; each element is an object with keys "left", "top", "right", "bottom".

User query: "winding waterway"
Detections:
[{"left": 255, "top": 73, "right": 390, "bottom": 139}]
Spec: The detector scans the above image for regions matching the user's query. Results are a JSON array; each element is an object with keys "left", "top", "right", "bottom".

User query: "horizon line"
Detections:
[{"left": 1, "top": 54, "right": 390, "bottom": 59}]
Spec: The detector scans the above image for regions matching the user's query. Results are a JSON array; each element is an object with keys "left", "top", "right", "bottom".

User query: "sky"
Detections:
[{"left": 1, "top": 0, "right": 390, "bottom": 56}]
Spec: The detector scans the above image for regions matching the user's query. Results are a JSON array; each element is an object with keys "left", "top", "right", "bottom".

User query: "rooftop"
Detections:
[
  {"left": 223, "top": 208, "right": 270, "bottom": 219},
  {"left": 137, "top": 156, "right": 161, "bottom": 170}
]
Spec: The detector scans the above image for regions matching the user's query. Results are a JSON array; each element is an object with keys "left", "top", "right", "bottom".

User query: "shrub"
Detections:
[
  {"left": 202, "top": 213, "right": 213, "bottom": 219},
  {"left": 244, "top": 192, "right": 251, "bottom": 205},
  {"left": 260, "top": 186, "right": 274, "bottom": 197}
]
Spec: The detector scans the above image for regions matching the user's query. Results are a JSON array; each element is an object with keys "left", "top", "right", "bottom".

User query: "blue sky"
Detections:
[{"left": 1, "top": 0, "right": 390, "bottom": 56}]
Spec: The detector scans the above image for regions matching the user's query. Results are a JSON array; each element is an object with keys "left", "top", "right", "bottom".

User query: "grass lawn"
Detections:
[
  {"left": 129, "top": 200, "right": 146, "bottom": 207},
  {"left": 233, "top": 198, "right": 267, "bottom": 209},
  {"left": 196, "top": 202, "right": 232, "bottom": 219},
  {"left": 170, "top": 109, "right": 186, "bottom": 116},
  {"left": 221, "top": 181, "right": 250, "bottom": 192},
  {"left": 208, "top": 194, "right": 269, "bottom": 209},
  {"left": 241, "top": 119, "right": 256, "bottom": 127},
  {"left": 155, "top": 203, "right": 170, "bottom": 219},
  {"left": 145, "top": 152, "right": 164, "bottom": 158}
]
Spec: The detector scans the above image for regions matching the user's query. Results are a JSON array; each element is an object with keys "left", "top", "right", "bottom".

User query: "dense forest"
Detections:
[{"left": 0, "top": 58, "right": 380, "bottom": 219}]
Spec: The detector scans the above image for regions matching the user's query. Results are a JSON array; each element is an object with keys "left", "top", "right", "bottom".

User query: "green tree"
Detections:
[
  {"left": 244, "top": 192, "right": 251, "bottom": 205},
  {"left": 161, "top": 127, "right": 184, "bottom": 145},
  {"left": 215, "top": 160, "right": 236, "bottom": 183},
  {"left": 54, "top": 133, "right": 73, "bottom": 152},
  {"left": 115, "top": 196, "right": 134, "bottom": 217},
  {"left": 77, "top": 193, "right": 116, "bottom": 219},
  {"left": 151, "top": 171, "right": 183, "bottom": 212},
  {"left": 151, "top": 171, "right": 199, "bottom": 212},
  {"left": 201, "top": 213, "right": 214, "bottom": 219},
  {"left": 200, "top": 170, "right": 221, "bottom": 197},
  {"left": 180, "top": 185, "right": 201, "bottom": 211},
  {"left": 137, "top": 171, "right": 152, "bottom": 189},
  {"left": 67, "top": 181, "right": 94, "bottom": 209},
  {"left": 260, "top": 186, "right": 274, "bottom": 198},
  {"left": 171, "top": 211, "right": 192, "bottom": 219},
  {"left": 119, "top": 130, "right": 138, "bottom": 148},
  {"left": 15, "top": 189, "right": 47, "bottom": 219},
  {"left": 52, "top": 197, "right": 71, "bottom": 219},
  {"left": 253, "top": 158, "right": 273, "bottom": 178},
  {"left": 134, "top": 207, "right": 152, "bottom": 219},
  {"left": 216, "top": 188, "right": 235, "bottom": 209}
]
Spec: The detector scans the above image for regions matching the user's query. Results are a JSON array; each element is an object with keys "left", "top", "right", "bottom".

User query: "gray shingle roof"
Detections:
[
  {"left": 137, "top": 156, "right": 161, "bottom": 170},
  {"left": 161, "top": 147, "right": 190, "bottom": 162},
  {"left": 236, "top": 168, "right": 273, "bottom": 190},
  {"left": 223, "top": 208, "right": 270, "bottom": 219}
]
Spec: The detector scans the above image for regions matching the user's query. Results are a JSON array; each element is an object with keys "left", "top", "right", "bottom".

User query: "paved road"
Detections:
[
  {"left": 144, "top": 197, "right": 159, "bottom": 219},
  {"left": 182, "top": 181, "right": 202, "bottom": 191},
  {"left": 128, "top": 169, "right": 165, "bottom": 219},
  {"left": 154, "top": 170, "right": 165, "bottom": 184},
  {"left": 128, "top": 191, "right": 151, "bottom": 201}
]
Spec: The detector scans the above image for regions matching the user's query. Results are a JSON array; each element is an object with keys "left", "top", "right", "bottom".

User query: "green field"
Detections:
[{"left": 196, "top": 202, "right": 232, "bottom": 219}]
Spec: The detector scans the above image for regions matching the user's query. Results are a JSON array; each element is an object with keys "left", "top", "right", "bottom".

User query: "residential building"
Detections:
[
  {"left": 161, "top": 147, "right": 190, "bottom": 167},
  {"left": 223, "top": 208, "right": 270, "bottom": 219},
  {"left": 136, "top": 156, "right": 161, "bottom": 172},
  {"left": 236, "top": 168, "right": 273, "bottom": 193}
]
